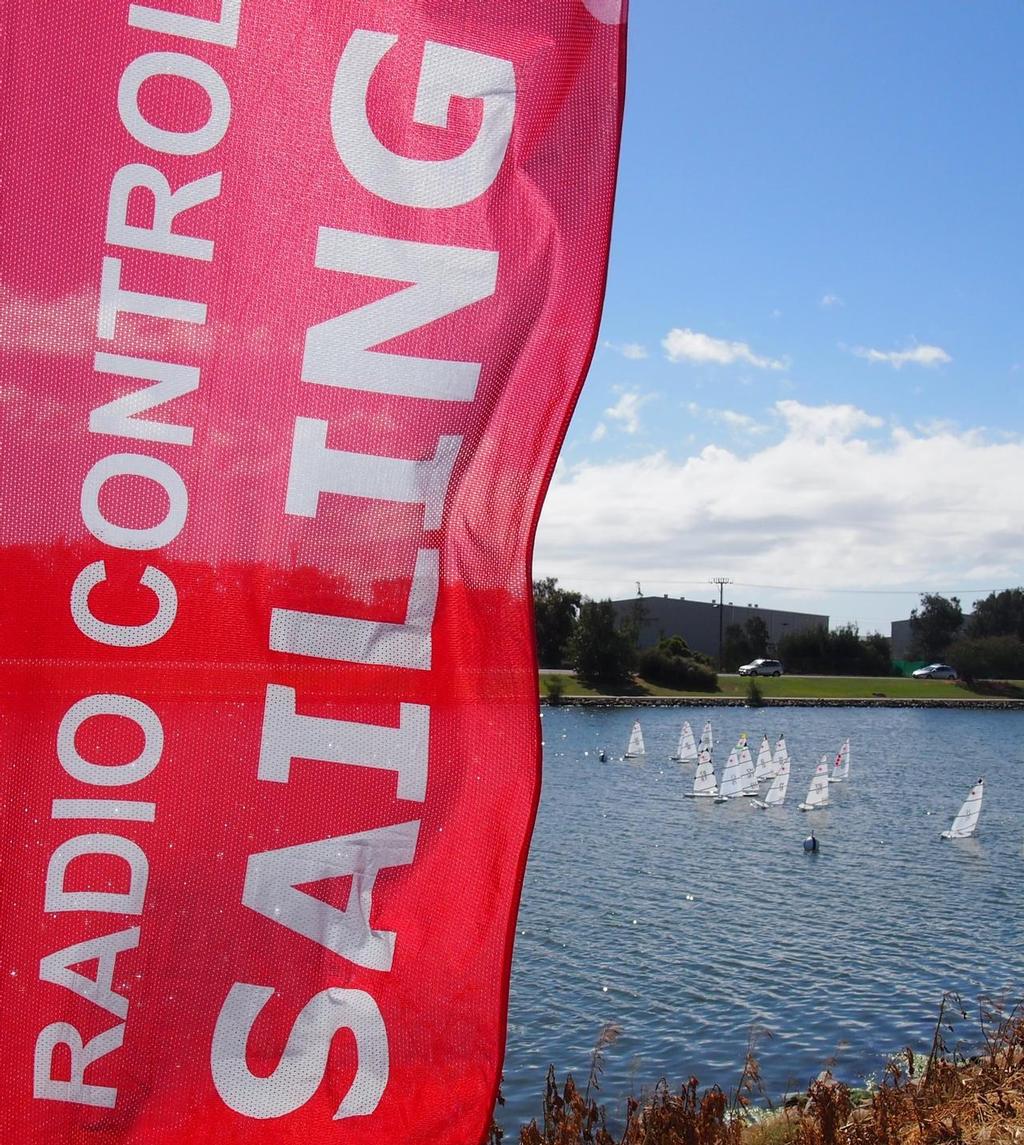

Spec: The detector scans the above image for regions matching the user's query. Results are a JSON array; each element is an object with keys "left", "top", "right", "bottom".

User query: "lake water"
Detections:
[{"left": 500, "top": 704, "right": 1024, "bottom": 1131}]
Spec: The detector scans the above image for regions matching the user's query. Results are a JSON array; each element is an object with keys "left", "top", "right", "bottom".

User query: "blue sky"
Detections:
[{"left": 533, "top": 0, "right": 1024, "bottom": 634}]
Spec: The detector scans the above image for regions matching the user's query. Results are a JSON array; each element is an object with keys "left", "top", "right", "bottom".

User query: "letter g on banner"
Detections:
[{"left": 331, "top": 30, "right": 516, "bottom": 208}]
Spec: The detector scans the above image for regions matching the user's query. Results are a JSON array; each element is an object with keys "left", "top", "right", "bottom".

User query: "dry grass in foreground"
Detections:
[{"left": 494, "top": 996, "right": 1024, "bottom": 1145}]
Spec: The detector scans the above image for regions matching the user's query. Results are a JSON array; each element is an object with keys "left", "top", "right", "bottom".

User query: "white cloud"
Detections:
[
  {"left": 602, "top": 339, "right": 649, "bottom": 360},
  {"left": 775, "top": 399, "right": 883, "bottom": 441},
  {"left": 604, "top": 390, "right": 651, "bottom": 434},
  {"left": 622, "top": 343, "right": 648, "bottom": 360},
  {"left": 590, "top": 422, "right": 608, "bottom": 442},
  {"left": 534, "top": 401, "right": 1024, "bottom": 609},
  {"left": 820, "top": 293, "right": 844, "bottom": 308},
  {"left": 684, "top": 402, "right": 770, "bottom": 435},
  {"left": 718, "top": 409, "right": 760, "bottom": 432},
  {"left": 662, "top": 327, "right": 786, "bottom": 370},
  {"left": 851, "top": 343, "right": 951, "bottom": 368},
  {"left": 913, "top": 417, "right": 958, "bottom": 436}
]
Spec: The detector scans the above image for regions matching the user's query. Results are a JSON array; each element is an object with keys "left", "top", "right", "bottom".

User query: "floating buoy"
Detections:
[{"left": 803, "top": 833, "right": 819, "bottom": 853}]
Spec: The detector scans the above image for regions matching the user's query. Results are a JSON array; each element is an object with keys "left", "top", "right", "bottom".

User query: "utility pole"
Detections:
[
  {"left": 632, "top": 582, "right": 644, "bottom": 649},
  {"left": 710, "top": 577, "right": 732, "bottom": 670}
]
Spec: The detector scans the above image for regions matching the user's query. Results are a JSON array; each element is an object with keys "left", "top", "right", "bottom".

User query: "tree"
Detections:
[
  {"left": 778, "top": 625, "right": 828, "bottom": 673},
  {"left": 532, "top": 577, "right": 581, "bottom": 667},
  {"left": 777, "top": 624, "right": 891, "bottom": 676},
  {"left": 569, "top": 599, "right": 636, "bottom": 691},
  {"left": 722, "top": 617, "right": 771, "bottom": 671},
  {"left": 945, "top": 634, "right": 1024, "bottom": 684},
  {"left": 743, "top": 615, "right": 770, "bottom": 655},
  {"left": 966, "top": 588, "right": 1024, "bottom": 641},
  {"left": 722, "top": 623, "right": 751, "bottom": 672},
  {"left": 909, "top": 594, "right": 963, "bottom": 660},
  {"left": 860, "top": 632, "right": 893, "bottom": 676}
]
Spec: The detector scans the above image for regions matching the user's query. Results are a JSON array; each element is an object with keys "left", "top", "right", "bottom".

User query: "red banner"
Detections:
[{"left": 0, "top": 2, "right": 625, "bottom": 1141}]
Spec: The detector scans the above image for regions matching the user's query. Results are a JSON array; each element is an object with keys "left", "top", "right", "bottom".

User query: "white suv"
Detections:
[{"left": 738, "top": 658, "right": 784, "bottom": 677}]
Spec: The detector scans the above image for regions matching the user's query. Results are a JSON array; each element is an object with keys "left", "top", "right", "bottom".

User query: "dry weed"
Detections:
[{"left": 512, "top": 998, "right": 1024, "bottom": 1145}]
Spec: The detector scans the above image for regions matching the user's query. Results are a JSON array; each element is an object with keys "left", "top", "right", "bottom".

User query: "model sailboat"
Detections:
[
  {"left": 699, "top": 720, "right": 713, "bottom": 755},
  {"left": 754, "top": 733, "right": 774, "bottom": 781},
  {"left": 940, "top": 778, "right": 983, "bottom": 839},
  {"left": 685, "top": 748, "right": 718, "bottom": 798},
  {"left": 737, "top": 733, "right": 760, "bottom": 795},
  {"left": 716, "top": 735, "right": 758, "bottom": 801},
  {"left": 671, "top": 720, "right": 698, "bottom": 763},
  {"left": 828, "top": 738, "right": 850, "bottom": 783},
  {"left": 772, "top": 734, "right": 789, "bottom": 779},
  {"left": 752, "top": 752, "right": 790, "bottom": 809},
  {"left": 624, "top": 720, "right": 645, "bottom": 759},
  {"left": 798, "top": 757, "right": 830, "bottom": 811}
]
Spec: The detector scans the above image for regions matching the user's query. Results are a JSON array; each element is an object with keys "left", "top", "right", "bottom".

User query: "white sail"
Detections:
[
  {"left": 624, "top": 720, "right": 645, "bottom": 758},
  {"left": 764, "top": 755, "right": 791, "bottom": 806},
  {"left": 687, "top": 748, "right": 718, "bottom": 797},
  {"left": 828, "top": 737, "right": 850, "bottom": 783},
  {"left": 699, "top": 720, "right": 713, "bottom": 754},
  {"left": 798, "top": 757, "right": 830, "bottom": 811},
  {"left": 672, "top": 720, "right": 698, "bottom": 763},
  {"left": 717, "top": 747, "right": 742, "bottom": 798},
  {"left": 719, "top": 736, "right": 758, "bottom": 799},
  {"left": 941, "top": 779, "right": 984, "bottom": 839},
  {"left": 738, "top": 734, "right": 759, "bottom": 795},
  {"left": 771, "top": 734, "right": 789, "bottom": 779},
  {"left": 754, "top": 734, "right": 774, "bottom": 780}
]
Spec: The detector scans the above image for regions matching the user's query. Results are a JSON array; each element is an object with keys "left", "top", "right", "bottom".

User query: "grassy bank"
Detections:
[{"left": 539, "top": 673, "right": 1024, "bottom": 703}]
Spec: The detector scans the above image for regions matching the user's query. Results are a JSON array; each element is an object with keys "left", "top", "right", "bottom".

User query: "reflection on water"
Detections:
[{"left": 502, "top": 704, "right": 1024, "bottom": 1129}]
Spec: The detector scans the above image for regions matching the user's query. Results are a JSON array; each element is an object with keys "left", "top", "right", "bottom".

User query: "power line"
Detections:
[
  {"left": 540, "top": 575, "right": 1003, "bottom": 596},
  {"left": 730, "top": 582, "right": 1001, "bottom": 596}
]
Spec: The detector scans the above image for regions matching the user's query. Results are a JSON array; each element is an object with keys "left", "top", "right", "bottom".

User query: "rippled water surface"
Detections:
[{"left": 501, "top": 705, "right": 1024, "bottom": 1130}]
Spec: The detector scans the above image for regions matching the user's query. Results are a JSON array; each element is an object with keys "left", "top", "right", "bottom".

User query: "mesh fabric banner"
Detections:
[{"left": 0, "top": 2, "right": 626, "bottom": 1140}]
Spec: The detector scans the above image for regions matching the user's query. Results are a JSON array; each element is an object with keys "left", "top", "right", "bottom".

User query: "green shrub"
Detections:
[
  {"left": 638, "top": 637, "right": 718, "bottom": 691},
  {"left": 543, "top": 675, "right": 567, "bottom": 705},
  {"left": 745, "top": 678, "right": 764, "bottom": 706}
]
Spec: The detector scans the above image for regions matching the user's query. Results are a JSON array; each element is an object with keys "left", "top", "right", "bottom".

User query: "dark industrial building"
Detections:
[
  {"left": 889, "top": 617, "right": 963, "bottom": 661},
  {"left": 890, "top": 618, "right": 913, "bottom": 659},
  {"left": 609, "top": 595, "right": 828, "bottom": 663}
]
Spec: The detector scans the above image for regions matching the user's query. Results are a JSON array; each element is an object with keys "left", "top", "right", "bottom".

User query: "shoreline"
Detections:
[{"left": 545, "top": 695, "right": 1024, "bottom": 710}]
